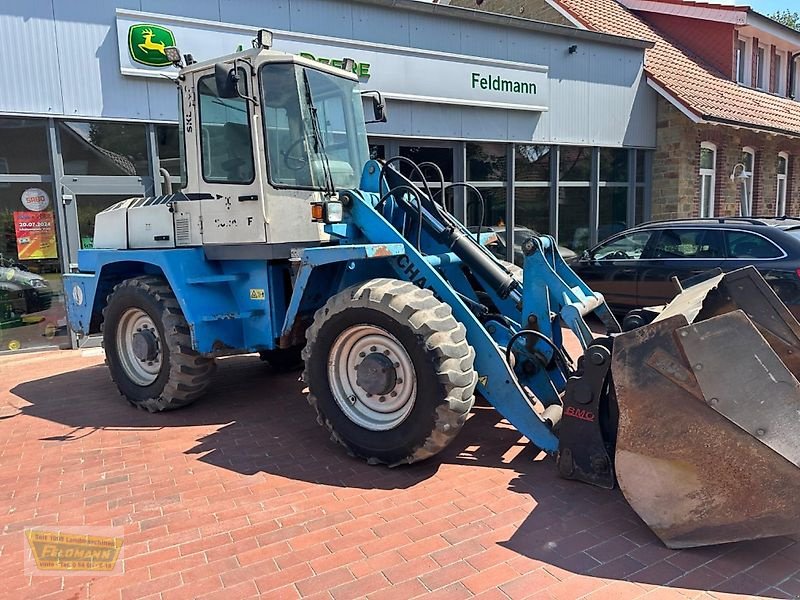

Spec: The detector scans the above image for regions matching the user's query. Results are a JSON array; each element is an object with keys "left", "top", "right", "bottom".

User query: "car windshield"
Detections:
[{"left": 260, "top": 62, "right": 369, "bottom": 191}]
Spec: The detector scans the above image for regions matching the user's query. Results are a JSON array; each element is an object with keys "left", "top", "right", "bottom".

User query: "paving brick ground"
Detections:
[{"left": 1, "top": 339, "right": 799, "bottom": 599}]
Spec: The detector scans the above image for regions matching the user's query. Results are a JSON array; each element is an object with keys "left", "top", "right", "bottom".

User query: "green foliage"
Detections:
[{"left": 771, "top": 9, "right": 800, "bottom": 31}]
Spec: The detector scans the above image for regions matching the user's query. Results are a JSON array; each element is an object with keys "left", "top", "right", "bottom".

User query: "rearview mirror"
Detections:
[
  {"left": 580, "top": 249, "right": 592, "bottom": 262},
  {"left": 361, "top": 91, "right": 388, "bottom": 124},
  {"left": 214, "top": 62, "right": 240, "bottom": 99}
]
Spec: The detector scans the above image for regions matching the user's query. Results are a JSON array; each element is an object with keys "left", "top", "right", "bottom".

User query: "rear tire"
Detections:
[
  {"left": 303, "top": 278, "right": 477, "bottom": 466},
  {"left": 102, "top": 276, "right": 214, "bottom": 412}
]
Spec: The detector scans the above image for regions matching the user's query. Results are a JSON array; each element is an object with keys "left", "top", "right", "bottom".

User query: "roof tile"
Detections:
[{"left": 557, "top": 0, "right": 800, "bottom": 136}]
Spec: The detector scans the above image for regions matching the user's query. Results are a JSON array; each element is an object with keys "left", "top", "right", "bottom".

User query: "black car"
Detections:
[{"left": 570, "top": 217, "right": 800, "bottom": 317}]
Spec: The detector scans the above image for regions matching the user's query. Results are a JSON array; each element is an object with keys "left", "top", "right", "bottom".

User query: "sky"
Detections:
[{"left": 723, "top": 0, "right": 795, "bottom": 15}]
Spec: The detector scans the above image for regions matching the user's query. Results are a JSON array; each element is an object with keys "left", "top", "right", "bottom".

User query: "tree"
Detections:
[{"left": 771, "top": 9, "right": 800, "bottom": 31}]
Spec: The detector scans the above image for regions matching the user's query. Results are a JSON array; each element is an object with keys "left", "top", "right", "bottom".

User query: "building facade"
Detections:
[
  {"left": 0, "top": 0, "right": 655, "bottom": 353},
  {"left": 454, "top": 0, "right": 800, "bottom": 222}
]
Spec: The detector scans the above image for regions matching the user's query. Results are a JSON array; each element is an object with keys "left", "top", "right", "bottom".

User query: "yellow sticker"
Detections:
[
  {"left": 478, "top": 375, "right": 488, "bottom": 386},
  {"left": 25, "top": 529, "right": 123, "bottom": 573},
  {"left": 249, "top": 288, "right": 265, "bottom": 300}
]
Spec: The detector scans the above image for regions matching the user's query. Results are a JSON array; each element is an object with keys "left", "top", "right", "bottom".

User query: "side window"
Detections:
[
  {"left": 197, "top": 70, "right": 255, "bottom": 184},
  {"left": 593, "top": 231, "right": 653, "bottom": 260},
  {"left": 651, "top": 229, "right": 723, "bottom": 259},
  {"left": 725, "top": 231, "right": 782, "bottom": 259}
]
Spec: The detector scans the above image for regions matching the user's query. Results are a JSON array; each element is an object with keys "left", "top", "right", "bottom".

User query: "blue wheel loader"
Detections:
[{"left": 63, "top": 35, "right": 800, "bottom": 549}]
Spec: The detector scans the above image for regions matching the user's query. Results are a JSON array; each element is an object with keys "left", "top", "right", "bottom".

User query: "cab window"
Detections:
[
  {"left": 197, "top": 70, "right": 255, "bottom": 184},
  {"left": 651, "top": 229, "right": 723, "bottom": 259},
  {"left": 725, "top": 231, "right": 783, "bottom": 259},
  {"left": 593, "top": 231, "right": 653, "bottom": 260}
]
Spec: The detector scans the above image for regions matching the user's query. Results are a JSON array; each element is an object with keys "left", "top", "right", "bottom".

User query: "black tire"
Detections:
[
  {"left": 259, "top": 346, "right": 304, "bottom": 372},
  {"left": 302, "top": 278, "right": 477, "bottom": 466},
  {"left": 102, "top": 276, "right": 214, "bottom": 412}
]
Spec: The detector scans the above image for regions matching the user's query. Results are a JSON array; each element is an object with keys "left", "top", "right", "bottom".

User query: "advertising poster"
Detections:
[{"left": 13, "top": 211, "right": 58, "bottom": 260}]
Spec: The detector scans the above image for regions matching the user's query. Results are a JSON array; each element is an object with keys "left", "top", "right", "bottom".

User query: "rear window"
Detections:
[{"left": 725, "top": 231, "right": 783, "bottom": 259}]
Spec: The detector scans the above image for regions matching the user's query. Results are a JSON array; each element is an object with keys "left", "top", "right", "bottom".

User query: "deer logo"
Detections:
[
  {"left": 128, "top": 24, "right": 176, "bottom": 68},
  {"left": 138, "top": 29, "right": 166, "bottom": 56}
]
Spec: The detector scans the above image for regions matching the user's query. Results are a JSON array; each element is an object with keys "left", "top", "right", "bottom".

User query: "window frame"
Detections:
[
  {"left": 774, "top": 51, "right": 784, "bottom": 95},
  {"left": 699, "top": 142, "right": 717, "bottom": 218},
  {"left": 777, "top": 151, "right": 789, "bottom": 216},
  {"left": 736, "top": 37, "right": 748, "bottom": 84},
  {"left": 197, "top": 69, "right": 256, "bottom": 186},
  {"left": 755, "top": 44, "right": 767, "bottom": 90}
]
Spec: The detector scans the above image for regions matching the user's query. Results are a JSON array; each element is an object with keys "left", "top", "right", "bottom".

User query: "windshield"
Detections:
[{"left": 260, "top": 62, "right": 369, "bottom": 191}]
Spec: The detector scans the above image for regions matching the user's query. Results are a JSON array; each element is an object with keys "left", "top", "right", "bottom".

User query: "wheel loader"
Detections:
[{"left": 63, "top": 35, "right": 800, "bottom": 550}]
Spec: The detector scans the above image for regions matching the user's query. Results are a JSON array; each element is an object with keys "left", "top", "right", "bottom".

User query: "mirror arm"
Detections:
[{"left": 232, "top": 58, "right": 259, "bottom": 106}]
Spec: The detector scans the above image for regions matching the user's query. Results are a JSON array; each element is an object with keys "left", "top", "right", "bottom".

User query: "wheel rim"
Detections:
[
  {"left": 115, "top": 308, "right": 162, "bottom": 386},
  {"left": 328, "top": 324, "right": 417, "bottom": 431}
]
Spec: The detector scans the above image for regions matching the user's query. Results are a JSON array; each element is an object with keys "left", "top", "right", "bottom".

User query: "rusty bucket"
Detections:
[{"left": 612, "top": 266, "right": 800, "bottom": 549}]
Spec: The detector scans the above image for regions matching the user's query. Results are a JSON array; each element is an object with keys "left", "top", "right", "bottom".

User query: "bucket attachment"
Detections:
[{"left": 612, "top": 266, "right": 800, "bottom": 548}]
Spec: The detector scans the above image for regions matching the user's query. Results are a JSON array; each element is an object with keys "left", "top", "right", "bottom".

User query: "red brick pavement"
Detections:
[{"left": 1, "top": 343, "right": 799, "bottom": 599}]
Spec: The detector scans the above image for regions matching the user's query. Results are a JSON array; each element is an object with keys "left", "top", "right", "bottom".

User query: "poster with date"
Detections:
[{"left": 13, "top": 211, "right": 58, "bottom": 260}]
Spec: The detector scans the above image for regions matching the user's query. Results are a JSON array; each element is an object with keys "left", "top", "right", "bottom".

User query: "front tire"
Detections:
[
  {"left": 102, "top": 276, "right": 214, "bottom": 412},
  {"left": 303, "top": 278, "right": 477, "bottom": 466}
]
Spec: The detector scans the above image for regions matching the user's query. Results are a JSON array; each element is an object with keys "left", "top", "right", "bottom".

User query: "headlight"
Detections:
[{"left": 324, "top": 201, "right": 343, "bottom": 224}]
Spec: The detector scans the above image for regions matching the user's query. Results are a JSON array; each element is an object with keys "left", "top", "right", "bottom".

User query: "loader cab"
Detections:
[{"left": 177, "top": 47, "right": 370, "bottom": 253}]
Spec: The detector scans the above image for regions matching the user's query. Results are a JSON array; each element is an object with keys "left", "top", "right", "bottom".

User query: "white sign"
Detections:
[
  {"left": 21, "top": 188, "right": 50, "bottom": 212},
  {"left": 116, "top": 9, "right": 549, "bottom": 112}
]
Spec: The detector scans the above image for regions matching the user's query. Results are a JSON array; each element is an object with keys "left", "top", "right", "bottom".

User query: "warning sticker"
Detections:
[{"left": 249, "top": 288, "right": 265, "bottom": 300}]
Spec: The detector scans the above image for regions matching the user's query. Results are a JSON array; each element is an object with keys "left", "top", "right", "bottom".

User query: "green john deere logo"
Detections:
[{"left": 128, "top": 24, "right": 175, "bottom": 67}]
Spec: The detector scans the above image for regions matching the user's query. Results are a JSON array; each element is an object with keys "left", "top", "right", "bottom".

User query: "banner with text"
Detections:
[{"left": 116, "top": 9, "right": 549, "bottom": 112}]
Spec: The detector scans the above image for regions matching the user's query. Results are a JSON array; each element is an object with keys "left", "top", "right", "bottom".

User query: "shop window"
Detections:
[
  {"left": 59, "top": 121, "right": 148, "bottom": 176},
  {"left": 741, "top": 146, "right": 755, "bottom": 216},
  {"left": 635, "top": 187, "right": 646, "bottom": 224},
  {"left": 599, "top": 148, "right": 628, "bottom": 183},
  {"left": 467, "top": 188, "right": 505, "bottom": 228},
  {"left": 515, "top": 187, "right": 549, "bottom": 235},
  {"left": 699, "top": 142, "right": 716, "bottom": 218},
  {"left": 777, "top": 152, "right": 789, "bottom": 216},
  {"left": 558, "top": 187, "right": 591, "bottom": 252},
  {"left": 598, "top": 187, "right": 628, "bottom": 243},
  {"left": 559, "top": 146, "right": 591, "bottom": 182},
  {"left": 0, "top": 182, "right": 69, "bottom": 352},
  {"left": 636, "top": 150, "right": 647, "bottom": 183},
  {"left": 466, "top": 142, "right": 507, "bottom": 182},
  {"left": 0, "top": 118, "right": 51, "bottom": 175},
  {"left": 369, "top": 144, "right": 385, "bottom": 160},
  {"left": 199, "top": 71, "right": 255, "bottom": 184},
  {"left": 399, "top": 146, "right": 453, "bottom": 182},
  {"left": 515, "top": 145, "right": 550, "bottom": 182},
  {"left": 156, "top": 124, "right": 185, "bottom": 192}
]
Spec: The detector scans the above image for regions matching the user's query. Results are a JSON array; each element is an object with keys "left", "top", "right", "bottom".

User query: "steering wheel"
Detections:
[
  {"left": 606, "top": 250, "right": 631, "bottom": 260},
  {"left": 282, "top": 137, "right": 309, "bottom": 171}
]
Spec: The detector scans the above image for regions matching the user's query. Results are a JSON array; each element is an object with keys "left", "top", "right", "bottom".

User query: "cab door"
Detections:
[{"left": 637, "top": 228, "right": 724, "bottom": 307}]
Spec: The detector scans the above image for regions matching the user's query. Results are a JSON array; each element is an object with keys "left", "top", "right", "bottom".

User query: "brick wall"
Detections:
[
  {"left": 642, "top": 13, "right": 735, "bottom": 77},
  {"left": 447, "top": 0, "right": 574, "bottom": 26},
  {"left": 652, "top": 96, "right": 800, "bottom": 219}
]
